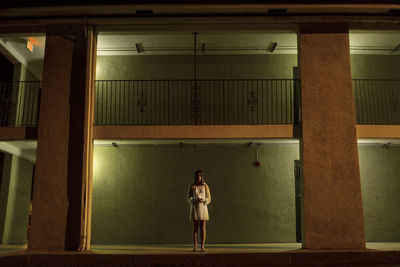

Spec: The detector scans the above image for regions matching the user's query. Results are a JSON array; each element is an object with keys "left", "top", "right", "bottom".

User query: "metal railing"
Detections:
[
  {"left": 1, "top": 79, "right": 398, "bottom": 127},
  {"left": 353, "top": 79, "right": 400, "bottom": 125},
  {"left": 0, "top": 81, "right": 41, "bottom": 127},
  {"left": 94, "top": 79, "right": 301, "bottom": 125}
]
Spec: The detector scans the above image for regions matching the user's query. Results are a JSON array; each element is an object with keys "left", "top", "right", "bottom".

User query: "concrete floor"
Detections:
[
  {"left": 1, "top": 243, "right": 400, "bottom": 255},
  {"left": 1, "top": 243, "right": 400, "bottom": 266}
]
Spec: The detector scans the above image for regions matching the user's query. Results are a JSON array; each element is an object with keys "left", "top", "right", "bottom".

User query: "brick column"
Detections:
[
  {"left": 298, "top": 23, "right": 365, "bottom": 249},
  {"left": 28, "top": 27, "right": 95, "bottom": 251}
]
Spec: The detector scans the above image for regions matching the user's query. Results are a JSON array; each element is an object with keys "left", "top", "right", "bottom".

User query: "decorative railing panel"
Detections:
[
  {"left": 0, "top": 81, "right": 41, "bottom": 127},
  {"left": 94, "top": 79, "right": 300, "bottom": 125}
]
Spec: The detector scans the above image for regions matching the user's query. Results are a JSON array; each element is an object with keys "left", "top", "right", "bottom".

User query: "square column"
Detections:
[
  {"left": 28, "top": 27, "right": 96, "bottom": 251},
  {"left": 298, "top": 24, "right": 365, "bottom": 249}
]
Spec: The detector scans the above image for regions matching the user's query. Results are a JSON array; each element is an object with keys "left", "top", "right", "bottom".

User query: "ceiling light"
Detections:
[
  {"left": 267, "top": 42, "right": 278, "bottom": 53},
  {"left": 391, "top": 44, "right": 400, "bottom": 54},
  {"left": 135, "top": 43, "right": 144, "bottom": 54}
]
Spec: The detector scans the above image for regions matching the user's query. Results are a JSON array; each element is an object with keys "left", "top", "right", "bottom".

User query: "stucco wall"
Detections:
[
  {"left": 350, "top": 55, "right": 400, "bottom": 80},
  {"left": 96, "top": 54, "right": 400, "bottom": 81},
  {"left": 0, "top": 154, "right": 33, "bottom": 244},
  {"left": 359, "top": 145, "right": 400, "bottom": 242},
  {"left": 91, "top": 144, "right": 299, "bottom": 244},
  {"left": 96, "top": 55, "right": 298, "bottom": 80}
]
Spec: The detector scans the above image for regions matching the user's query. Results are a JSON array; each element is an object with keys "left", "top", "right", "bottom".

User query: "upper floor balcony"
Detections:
[{"left": 1, "top": 31, "right": 399, "bottom": 132}]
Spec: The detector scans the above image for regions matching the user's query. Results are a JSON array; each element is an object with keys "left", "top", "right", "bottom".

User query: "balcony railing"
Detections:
[
  {"left": 0, "top": 81, "right": 41, "bottom": 127},
  {"left": 94, "top": 79, "right": 301, "bottom": 125},
  {"left": 1, "top": 79, "right": 399, "bottom": 127},
  {"left": 353, "top": 79, "right": 400, "bottom": 124}
]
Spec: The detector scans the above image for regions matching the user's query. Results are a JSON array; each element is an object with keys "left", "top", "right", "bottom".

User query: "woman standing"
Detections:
[{"left": 187, "top": 170, "right": 211, "bottom": 252}]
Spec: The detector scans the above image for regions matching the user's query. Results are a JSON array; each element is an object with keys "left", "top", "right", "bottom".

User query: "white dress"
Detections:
[{"left": 188, "top": 183, "right": 211, "bottom": 221}]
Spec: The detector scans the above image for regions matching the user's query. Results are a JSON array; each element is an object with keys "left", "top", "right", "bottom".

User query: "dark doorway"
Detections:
[
  {"left": 0, "top": 52, "right": 14, "bottom": 81},
  {"left": 294, "top": 159, "right": 302, "bottom": 243},
  {"left": 0, "top": 52, "right": 14, "bottom": 126}
]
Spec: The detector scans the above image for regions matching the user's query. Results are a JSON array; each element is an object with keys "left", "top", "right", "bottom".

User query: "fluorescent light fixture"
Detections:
[
  {"left": 135, "top": 43, "right": 144, "bottom": 54},
  {"left": 267, "top": 42, "right": 278, "bottom": 53},
  {"left": 391, "top": 44, "right": 400, "bottom": 54}
]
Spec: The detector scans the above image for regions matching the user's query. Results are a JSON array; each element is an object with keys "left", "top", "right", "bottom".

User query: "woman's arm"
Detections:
[
  {"left": 204, "top": 183, "right": 211, "bottom": 205},
  {"left": 187, "top": 185, "right": 194, "bottom": 205}
]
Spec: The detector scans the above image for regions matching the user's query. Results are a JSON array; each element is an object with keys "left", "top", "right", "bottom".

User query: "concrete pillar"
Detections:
[
  {"left": 28, "top": 27, "right": 96, "bottom": 251},
  {"left": 298, "top": 23, "right": 365, "bottom": 249}
]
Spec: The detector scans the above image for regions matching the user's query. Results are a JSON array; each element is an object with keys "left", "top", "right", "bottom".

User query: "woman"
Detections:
[{"left": 187, "top": 170, "right": 211, "bottom": 252}]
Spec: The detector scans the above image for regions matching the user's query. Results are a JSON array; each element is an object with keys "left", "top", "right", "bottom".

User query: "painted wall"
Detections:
[
  {"left": 13, "top": 63, "right": 39, "bottom": 82},
  {"left": 350, "top": 55, "right": 400, "bottom": 80},
  {"left": 96, "top": 55, "right": 298, "bottom": 80},
  {"left": 358, "top": 145, "right": 400, "bottom": 242},
  {"left": 96, "top": 54, "right": 400, "bottom": 81},
  {"left": 0, "top": 154, "right": 33, "bottom": 244},
  {"left": 91, "top": 144, "right": 300, "bottom": 244}
]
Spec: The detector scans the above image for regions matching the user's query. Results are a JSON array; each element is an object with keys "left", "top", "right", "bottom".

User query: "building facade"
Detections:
[{"left": 0, "top": 0, "right": 400, "bottom": 252}]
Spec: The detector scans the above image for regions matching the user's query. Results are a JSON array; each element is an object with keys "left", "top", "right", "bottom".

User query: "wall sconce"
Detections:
[{"left": 26, "top": 40, "right": 34, "bottom": 52}]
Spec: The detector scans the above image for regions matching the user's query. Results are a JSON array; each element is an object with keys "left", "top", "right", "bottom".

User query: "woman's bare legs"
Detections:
[
  {"left": 200, "top": 220, "right": 206, "bottom": 251},
  {"left": 193, "top": 220, "right": 199, "bottom": 251}
]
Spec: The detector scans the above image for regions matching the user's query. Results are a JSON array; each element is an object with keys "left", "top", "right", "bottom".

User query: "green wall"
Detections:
[
  {"left": 96, "top": 54, "right": 400, "bottom": 81},
  {"left": 0, "top": 154, "right": 33, "bottom": 244},
  {"left": 351, "top": 55, "right": 400, "bottom": 80},
  {"left": 359, "top": 145, "right": 400, "bottom": 242},
  {"left": 96, "top": 55, "right": 298, "bottom": 80},
  {"left": 91, "top": 144, "right": 299, "bottom": 244}
]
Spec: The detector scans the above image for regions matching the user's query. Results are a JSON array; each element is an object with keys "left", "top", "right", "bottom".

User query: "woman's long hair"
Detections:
[{"left": 193, "top": 169, "right": 204, "bottom": 185}]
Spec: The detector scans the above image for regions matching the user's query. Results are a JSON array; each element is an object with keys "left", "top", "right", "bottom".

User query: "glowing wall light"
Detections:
[{"left": 26, "top": 40, "right": 34, "bottom": 52}]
